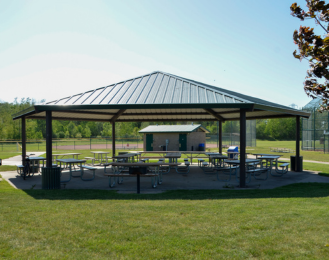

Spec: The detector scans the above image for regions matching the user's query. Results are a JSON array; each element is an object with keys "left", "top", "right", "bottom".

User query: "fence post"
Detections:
[{"left": 90, "top": 137, "right": 91, "bottom": 150}]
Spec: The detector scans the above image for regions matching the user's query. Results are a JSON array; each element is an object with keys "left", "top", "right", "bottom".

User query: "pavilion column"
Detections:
[
  {"left": 21, "top": 116, "right": 26, "bottom": 165},
  {"left": 42, "top": 110, "right": 60, "bottom": 189},
  {"left": 46, "top": 111, "right": 52, "bottom": 167},
  {"left": 239, "top": 109, "right": 247, "bottom": 188},
  {"left": 218, "top": 120, "right": 222, "bottom": 154},
  {"left": 112, "top": 122, "right": 116, "bottom": 159},
  {"left": 296, "top": 116, "right": 301, "bottom": 172}
]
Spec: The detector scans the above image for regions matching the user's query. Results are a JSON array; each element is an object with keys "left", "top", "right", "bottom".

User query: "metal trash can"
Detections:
[
  {"left": 227, "top": 146, "right": 239, "bottom": 159},
  {"left": 199, "top": 143, "right": 205, "bottom": 151},
  {"left": 42, "top": 167, "right": 61, "bottom": 189},
  {"left": 290, "top": 156, "right": 303, "bottom": 172}
]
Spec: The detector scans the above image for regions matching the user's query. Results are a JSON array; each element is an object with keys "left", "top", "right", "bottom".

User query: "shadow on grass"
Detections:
[
  {"left": 319, "top": 172, "right": 329, "bottom": 177},
  {"left": 21, "top": 183, "right": 329, "bottom": 200}
]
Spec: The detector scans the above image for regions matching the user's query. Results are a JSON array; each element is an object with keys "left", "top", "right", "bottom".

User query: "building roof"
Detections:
[
  {"left": 13, "top": 71, "right": 310, "bottom": 122},
  {"left": 139, "top": 124, "right": 209, "bottom": 133}
]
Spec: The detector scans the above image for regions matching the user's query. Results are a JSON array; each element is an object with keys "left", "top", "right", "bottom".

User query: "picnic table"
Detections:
[
  {"left": 91, "top": 151, "right": 110, "bottom": 165},
  {"left": 253, "top": 153, "right": 283, "bottom": 159},
  {"left": 139, "top": 151, "right": 209, "bottom": 165},
  {"left": 209, "top": 154, "right": 228, "bottom": 167},
  {"left": 57, "top": 158, "right": 86, "bottom": 183},
  {"left": 29, "top": 156, "right": 46, "bottom": 173},
  {"left": 53, "top": 153, "right": 81, "bottom": 165},
  {"left": 257, "top": 155, "right": 288, "bottom": 176},
  {"left": 113, "top": 153, "right": 139, "bottom": 163},
  {"left": 164, "top": 152, "right": 181, "bottom": 163},
  {"left": 224, "top": 159, "right": 260, "bottom": 183},
  {"left": 105, "top": 162, "right": 180, "bottom": 193}
]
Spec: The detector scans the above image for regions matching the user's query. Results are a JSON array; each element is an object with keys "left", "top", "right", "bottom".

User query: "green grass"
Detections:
[
  {"left": 0, "top": 165, "right": 17, "bottom": 172},
  {"left": 0, "top": 151, "right": 22, "bottom": 159},
  {"left": 1, "top": 180, "right": 329, "bottom": 259}
]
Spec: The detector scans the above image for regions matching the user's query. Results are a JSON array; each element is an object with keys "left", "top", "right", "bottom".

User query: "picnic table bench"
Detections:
[{"left": 80, "top": 165, "right": 97, "bottom": 181}]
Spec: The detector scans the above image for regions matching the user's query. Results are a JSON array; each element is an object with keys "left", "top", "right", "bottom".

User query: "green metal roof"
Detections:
[
  {"left": 12, "top": 71, "right": 310, "bottom": 121},
  {"left": 139, "top": 124, "right": 210, "bottom": 133}
]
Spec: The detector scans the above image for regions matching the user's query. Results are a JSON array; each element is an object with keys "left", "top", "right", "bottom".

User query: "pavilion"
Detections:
[{"left": 12, "top": 71, "right": 310, "bottom": 188}]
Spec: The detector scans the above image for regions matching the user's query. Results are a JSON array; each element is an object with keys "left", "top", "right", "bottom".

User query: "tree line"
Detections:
[{"left": 0, "top": 99, "right": 297, "bottom": 140}]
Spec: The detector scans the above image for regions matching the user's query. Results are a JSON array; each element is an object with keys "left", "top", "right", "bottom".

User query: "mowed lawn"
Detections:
[
  {"left": 1, "top": 178, "right": 329, "bottom": 259},
  {"left": 1, "top": 140, "right": 329, "bottom": 258}
]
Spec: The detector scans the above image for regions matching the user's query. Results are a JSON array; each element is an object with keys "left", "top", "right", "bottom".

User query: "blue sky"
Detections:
[{"left": 0, "top": 0, "right": 319, "bottom": 108}]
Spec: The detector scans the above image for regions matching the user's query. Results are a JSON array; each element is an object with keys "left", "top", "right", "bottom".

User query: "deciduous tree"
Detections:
[{"left": 291, "top": 0, "right": 329, "bottom": 109}]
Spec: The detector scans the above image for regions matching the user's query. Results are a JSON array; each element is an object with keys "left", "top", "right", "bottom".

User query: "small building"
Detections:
[{"left": 139, "top": 124, "right": 209, "bottom": 151}]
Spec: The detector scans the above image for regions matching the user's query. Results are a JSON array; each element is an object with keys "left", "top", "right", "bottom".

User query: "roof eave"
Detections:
[
  {"left": 12, "top": 106, "right": 37, "bottom": 120},
  {"left": 31, "top": 103, "right": 254, "bottom": 112},
  {"left": 253, "top": 104, "right": 311, "bottom": 118}
]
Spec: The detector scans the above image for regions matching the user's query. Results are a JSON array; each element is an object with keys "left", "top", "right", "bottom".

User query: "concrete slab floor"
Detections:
[{"left": 2, "top": 164, "right": 329, "bottom": 194}]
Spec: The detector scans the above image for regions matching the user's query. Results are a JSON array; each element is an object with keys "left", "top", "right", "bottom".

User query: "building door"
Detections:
[
  {"left": 179, "top": 134, "right": 187, "bottom": 151},
  {"left": 146, "top": 134, "right": 153, "bottom": 151}
]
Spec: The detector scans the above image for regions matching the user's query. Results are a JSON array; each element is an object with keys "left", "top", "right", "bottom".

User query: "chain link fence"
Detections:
[{"left": 1, "top": 122, "right": 257, "bottom": 152}]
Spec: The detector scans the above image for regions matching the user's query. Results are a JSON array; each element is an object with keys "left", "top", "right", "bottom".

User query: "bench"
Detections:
[
  {"left": 197, "top": 158, "right": 205, "bottom": 166},
  {"left": 16, "top": 164, "right": 24, "bottom": 175},
  {"left": 84, "top": 157, "right": 95, "bottom": 165},
  {"left": 104, "top": 173, "right": 159, "bottom": 188},
  {"left": 273, "top": 163, "right": 290, "bottom": 176},
  {"left": 215, "top": 166, "right": 239, "bottom": 181},
  {"left": 176, "top": 161, "right": 190, "bottom": 174},
  {"left": 247, "top": 167, "right": 270, "bottom": 180},
  {"left": 140, "top": 158, "right": 149, "bottom": 163},
  {"left": 202, "top": 161, "right": 209, "bottom": 167},
  {"left": 80, "top": 165, "right": 97, "bottom": 181}
]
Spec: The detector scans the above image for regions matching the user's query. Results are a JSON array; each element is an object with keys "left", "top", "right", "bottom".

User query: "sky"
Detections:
[{"left": 0, "top": 0, "right": 321, "bottom": 108}]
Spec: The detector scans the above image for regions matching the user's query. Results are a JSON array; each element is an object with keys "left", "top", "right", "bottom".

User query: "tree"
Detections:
[{"left": 291, "top": 0, "right": 329, "bottom": 109}]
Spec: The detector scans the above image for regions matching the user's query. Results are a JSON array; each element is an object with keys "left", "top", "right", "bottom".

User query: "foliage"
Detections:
[
  {"left": 291, "top": 0, "right": 329, "bottom": 109},
  {"left": 256, "top": 118, "right": 296, "bottom": 140}
]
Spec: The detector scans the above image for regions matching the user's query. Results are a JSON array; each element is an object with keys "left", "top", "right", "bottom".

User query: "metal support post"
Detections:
[
  {"left": 296, "top": 116, "right": 301, "bottom": 172},
  {"left": 112, "top": 122, "right": 116, "bottom": 159},
  {"left": 46, "top": 111, "right": 52, "bottom": 168},
  {"left": 239, "top": 109, "right": 247, "bottom": 188},
  {"left": 218, "top": 120, "right": 222, "bottom": 154},
  {"left": 22, "top": 117, "right": 26, "bottom": 165}
]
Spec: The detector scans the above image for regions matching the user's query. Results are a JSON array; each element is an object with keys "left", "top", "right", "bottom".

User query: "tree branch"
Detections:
[{"left": 315, "top": 16, "right": 329, "bottom": 33}]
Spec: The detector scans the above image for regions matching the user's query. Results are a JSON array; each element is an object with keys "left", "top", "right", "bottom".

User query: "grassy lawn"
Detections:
[
  {"left": 0, "top": 179, "right": 329, "bottom": 259},
  {"left": 1, "top": 142, "right": 329, "bottom": 258},
  {"left": 246, "top": 140, "right": 329, "bottom": 162}
]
